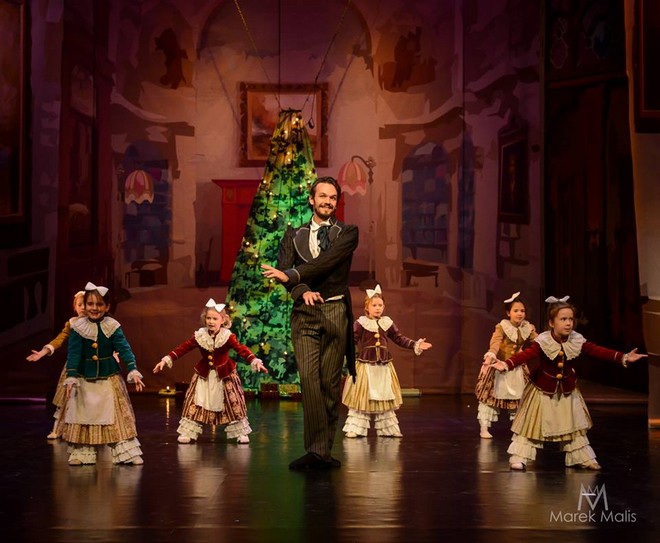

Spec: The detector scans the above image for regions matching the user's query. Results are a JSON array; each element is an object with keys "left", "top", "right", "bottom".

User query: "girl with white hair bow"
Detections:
[
  {"left": 153, "top": 298, "right": 267, "bottom": 444},
  {"left": 491, "top": 296, "right": 647, "bottom": 471},
  {"left": 341, "top": 285, "right": 432, "bottom": 438},
  {"left": 26, "top": 289, "right": 86, "bottom": 439},
  {"left": 62, "top": 282, "right": 145, "bottom": 466},
  {"left": 475, "top": 292, "right": 537, "bottom": 439}
]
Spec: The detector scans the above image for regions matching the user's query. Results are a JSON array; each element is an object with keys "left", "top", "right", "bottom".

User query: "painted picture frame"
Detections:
[
  {"left": 0, "top": 0, "right": 28, "bottom": 237},
  {"left": 545, "top": 0, "right": 625, "bottom": 85},
  {"left": 497, "top": 126, "right": 529, "bottom": 225},
  {"left": 239, "top": 82, "right": 328, "bottom": 167},
  {"left": 634, "top": 0, "right": 660, "bottom": 132}
]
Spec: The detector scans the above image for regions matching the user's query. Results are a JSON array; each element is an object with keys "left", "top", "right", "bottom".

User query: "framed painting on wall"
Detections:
[
  {"left": 634, "top": 0, "right": 660, "bottom": 132},
  {"left": 0, "top": 0, "right": 29, "bottom": 246},
  {"left": 497, "top": 125, "right": 529, "bottom": 225},
  {"left": 239, "top": 82, "right": 328, "bottom": 167},
  {"left": 545, "top": 0, "right": 625, "bottom": 85}
]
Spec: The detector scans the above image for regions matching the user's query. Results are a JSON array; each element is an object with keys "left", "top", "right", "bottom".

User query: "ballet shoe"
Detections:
[
  {"left": 237, "top": 435, "right": 250, "bottom": 444},
  {"left": 47, "top": 432, "right": 59, "bottom": 440},
  {"left": 510, "top": 462, "right": 526, "bottom": 471},
  {"left": 177, "top": 435, "right": 192, "bottom": 444},
  {"left": 579, "top": 460, "right": 602, "bottom": 471},
  {"left": 345, "top": 432, "right": 358, "bottom": 438}
]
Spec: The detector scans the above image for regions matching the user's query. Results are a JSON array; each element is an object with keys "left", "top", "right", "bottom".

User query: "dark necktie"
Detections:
[{"left": 317, "top": 225, "right": 330, "bottom": 252}]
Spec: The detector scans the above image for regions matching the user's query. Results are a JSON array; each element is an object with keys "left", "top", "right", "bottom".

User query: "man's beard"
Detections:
[{"left": 316, "top": 205, "right": 334, "bottom": 219}]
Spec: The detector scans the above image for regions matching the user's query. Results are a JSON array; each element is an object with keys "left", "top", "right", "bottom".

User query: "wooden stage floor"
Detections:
[{"left": 0, "top": 392, "right": 657, "bottom": 542}]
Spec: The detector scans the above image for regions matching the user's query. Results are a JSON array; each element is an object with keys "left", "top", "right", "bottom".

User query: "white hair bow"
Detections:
[
  {"left": 504, "top": 292, "right": 521, "bottom": 303},
  {"left": 366, "top": 284, "right": 382, "bottom": 298},
  {"left": 205, "top": 298, "right": 226, "bottom": 312},
  {"left": 85, "top": 282, "right": 108, "bottom": 297},
  {"left": 545, "top": 295, "right": 570, "bottom": 303}
]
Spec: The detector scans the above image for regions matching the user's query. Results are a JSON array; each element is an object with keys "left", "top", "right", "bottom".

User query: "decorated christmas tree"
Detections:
[{"left": 226, "top": 109, "right": 316, "bottom": 389}]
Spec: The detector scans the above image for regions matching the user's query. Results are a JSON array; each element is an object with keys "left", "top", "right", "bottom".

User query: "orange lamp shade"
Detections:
[
  {"left": 124, "top": 169, "right": 155, "bottom": 204},
  {"left": 337, "top": 160, "right": 367, "bottom": 196}
]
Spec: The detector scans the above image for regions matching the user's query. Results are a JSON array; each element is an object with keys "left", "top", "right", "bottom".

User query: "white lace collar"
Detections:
[
  {"left": 72, "top": 316, "right": 121, "bottom": 341},
  {"left": 534, "top": 330, "right": 586, "bottom": 360},
  {"left": 357, "top": 315, "right": 393, "bottom": 332},
  {"left": 499, "top": 319, "right": 533, "bottom": 343},
  {"left": 194, "top": 327, "right": 231, "bottom": 350}
]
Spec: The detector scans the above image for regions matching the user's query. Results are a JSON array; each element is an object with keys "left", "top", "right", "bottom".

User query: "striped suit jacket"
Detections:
[{"left": 277, "top": 218, "right": 358, "bottom": 376}]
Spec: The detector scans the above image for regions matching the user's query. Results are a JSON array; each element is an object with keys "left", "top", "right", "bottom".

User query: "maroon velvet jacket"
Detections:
[
  {"left": 167, "top": 329, "right": 256, "bottom": 380},
  {"left": 354, "top": 316, "right": 417, "bottom": 364},
  {"left": 504, "top": 331, "right": 624, "bottom": 395}
]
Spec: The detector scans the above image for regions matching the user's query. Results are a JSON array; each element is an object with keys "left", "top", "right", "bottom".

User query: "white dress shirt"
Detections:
[
  {"left": 308, "top": 220, "right": 343, "bottom": 301},
  {"left": 309, "top": 220, "right": 331, "bottom": 259}
]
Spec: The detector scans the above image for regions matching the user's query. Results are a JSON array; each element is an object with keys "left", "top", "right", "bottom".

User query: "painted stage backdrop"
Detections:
[
  {"left": 99, "top": 0, "right": 545, "bottom": 394},
  {"left": 1, "top": 0, "right": 651, "bottom": 404},
  {"left": 3, "top": 0, "right": 559, "bottom": 398}
]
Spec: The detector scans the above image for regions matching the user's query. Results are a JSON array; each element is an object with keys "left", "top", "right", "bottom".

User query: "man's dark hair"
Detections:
[{"left": 309, "top": 176, "right": 342, "bottom": 203}]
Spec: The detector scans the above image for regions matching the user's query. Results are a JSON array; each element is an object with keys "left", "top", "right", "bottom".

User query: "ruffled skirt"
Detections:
[
  {"left": 50, "top": 366, "right": 69, "bottom": 436},
  {"left": 342, "top": 360, "right": 403, "bottom": 413},
  {"left": 475, "top": 364, "right": 529, "bottom": 410},
  {"left": 510, "top": 383, "right": 593, "bottom": 442},
  {"left": 61, "top": 374, "right": 138, "bottom": 445},
  {"left": 181, "top": 370, "right": 248, "bottom": 426}
]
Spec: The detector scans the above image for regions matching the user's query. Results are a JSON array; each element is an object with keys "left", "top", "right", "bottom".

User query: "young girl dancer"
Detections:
[
  {"left": 475, "top": 292, "right": 537, "bottom": 438},
  {"left": 62, "top": 282, "right": 145, "bottom": 465},
  {"left": 27, "top": 290, "right": 85, "bottom": 439},
  {"left": 491, "top": 296, "right": 647, "bottom": 470},
  {"left": 341, "top": 285, "right": 432, "bottom": 438},
  {"left": 153, "top": 299, "right": 268, "bottom": 444}
]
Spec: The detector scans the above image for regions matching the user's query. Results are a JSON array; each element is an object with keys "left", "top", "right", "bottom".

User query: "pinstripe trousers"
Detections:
[{"left": 291, "top": 300, "right": 348, "bottom": 459}]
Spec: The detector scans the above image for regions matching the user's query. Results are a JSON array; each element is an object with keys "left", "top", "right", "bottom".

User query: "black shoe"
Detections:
[
  {"left": 289, "top": 453, "right": 329, "bottom": 470},
  {"left": 326, "top": 457, "right": 341, "bottom": 468}
]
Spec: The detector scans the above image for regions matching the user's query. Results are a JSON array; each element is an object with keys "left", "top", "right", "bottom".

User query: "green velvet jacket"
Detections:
[{"left": 66, "top": 316, "right": 137, "bottom": 380}]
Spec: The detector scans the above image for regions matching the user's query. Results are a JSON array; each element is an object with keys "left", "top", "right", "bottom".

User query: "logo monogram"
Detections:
[{"left": 577, "top": 484, "right": 608, "bottom": 511}]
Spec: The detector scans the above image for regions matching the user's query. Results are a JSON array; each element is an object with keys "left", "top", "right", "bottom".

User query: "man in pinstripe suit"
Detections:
[{"left": 262, "top": 177, "right": 358, "bottom": 470}]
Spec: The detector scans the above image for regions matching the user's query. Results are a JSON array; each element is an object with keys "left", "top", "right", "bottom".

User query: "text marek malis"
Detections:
[{"left": 550, "top": 509, "right": 637, "bottom": 523}]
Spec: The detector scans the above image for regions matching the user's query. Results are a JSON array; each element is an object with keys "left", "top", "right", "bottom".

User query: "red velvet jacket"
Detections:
[
  {"left": 167, "top": 328, "right": 256, "bottom": 380},
  {"left": 504, "top": 331, "right": 624, "bottom": 395}
]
